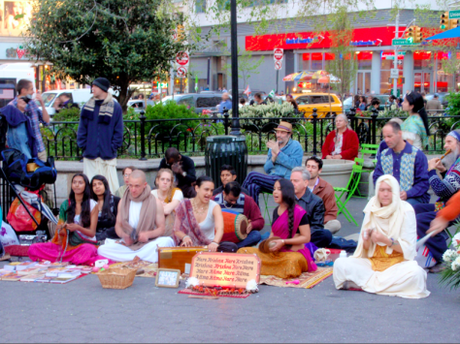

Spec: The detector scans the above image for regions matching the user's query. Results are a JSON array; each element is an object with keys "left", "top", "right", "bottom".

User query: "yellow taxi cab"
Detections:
[{"left": 292, "top": 93, "right": 343, "bottom": 118}]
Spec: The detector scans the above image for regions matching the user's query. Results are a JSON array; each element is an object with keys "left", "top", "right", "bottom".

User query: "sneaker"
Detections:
[{"left": 429, "top": 263, "right": 445, "bottom": 274}]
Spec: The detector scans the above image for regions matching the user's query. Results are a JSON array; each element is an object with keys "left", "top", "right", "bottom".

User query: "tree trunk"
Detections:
[{"left": 117, "top": 81, "right": 134, "bottom": 114}]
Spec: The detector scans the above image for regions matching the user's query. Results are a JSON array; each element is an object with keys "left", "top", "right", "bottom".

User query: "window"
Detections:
[
  {"left": 296, "top": 96, "right": 310, "bottom": 105},
  {"left": 217, "top": 0, "right": 230, "bottom": 10},
  {"left": 196, "top": 0, "right": 206, "bottom": 13},
  {"left": 197, "top": 97, "right": 221, "bottom": 108},
  {"left": 177, "top": 96, "right": 194, "bottom": 109},
  {"left": 247, "top": 0, "right": 287, "bottom": 6},
  {"left": 310, "top": 95, "right": 329, "bottom": 104}
]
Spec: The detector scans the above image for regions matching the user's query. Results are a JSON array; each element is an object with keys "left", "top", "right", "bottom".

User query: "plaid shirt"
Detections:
[{"left": 9, "top": 97, "right": 48, "bottom": 152}]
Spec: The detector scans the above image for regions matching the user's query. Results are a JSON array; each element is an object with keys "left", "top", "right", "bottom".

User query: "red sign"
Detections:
[
  {"left": 246, "top": 27, "right": 403, "bottom": 51},
  {"left": 273, "top": 48, "right": 284, "bottom": 61},
  {"left": 177, "top": 66, "right": 187, "bottom": 78},
  {"left": 274, "top": 60, "right": 282, "bottom": 70},
  {"left": 176, "top": 51, "right": 189, "bottom": 66}
]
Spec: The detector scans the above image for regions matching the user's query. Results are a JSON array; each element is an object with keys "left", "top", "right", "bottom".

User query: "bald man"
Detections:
[
  {"left": 98, "top": 170, "right": 174, "bottom": 263},
  {"left": 218, "top": 92, "right": 232, "bottom": 114}
]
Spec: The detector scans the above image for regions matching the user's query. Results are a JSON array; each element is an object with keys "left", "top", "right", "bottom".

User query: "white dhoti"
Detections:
[
  {"left": 333, "top": 257, "right": 430, "bottom": 299},
  {"left": 83, "top": 157, "right": 119, "bottom": 193},
  {"left": 98, "top": 237, "right": 174, "bottom": 263}
]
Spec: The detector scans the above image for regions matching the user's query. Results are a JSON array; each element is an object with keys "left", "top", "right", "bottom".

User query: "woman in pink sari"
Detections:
[
  {"left": 29, "top": 174, "right": 105, "bottom": 265},
  {"left": 239, "top": 179, "right": 317, "bottom": 278}
]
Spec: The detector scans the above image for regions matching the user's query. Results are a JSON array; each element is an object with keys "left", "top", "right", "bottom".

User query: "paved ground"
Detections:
[{"left": 1, "top": 196, "right": 459, "bottom": 343}]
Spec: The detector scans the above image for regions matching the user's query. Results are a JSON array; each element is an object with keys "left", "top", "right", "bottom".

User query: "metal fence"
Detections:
[{"left": 41, "top": 109, "right": 460, "bottom": 160}]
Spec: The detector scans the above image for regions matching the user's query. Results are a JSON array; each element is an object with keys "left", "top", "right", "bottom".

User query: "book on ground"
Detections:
[
  {"left": 20, "top": 273, "right": 47, "bottom": 282},
  {"left": 1, "top": 273, "right": 22, "bottom": 281}
]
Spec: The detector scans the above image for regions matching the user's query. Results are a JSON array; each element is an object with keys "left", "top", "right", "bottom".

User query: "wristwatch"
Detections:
[{"left": 182, "top": 172, "right": 187, "bottom": 177}]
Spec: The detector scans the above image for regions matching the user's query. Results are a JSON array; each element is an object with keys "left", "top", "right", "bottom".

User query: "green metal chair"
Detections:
[
  {"left": 333, "top": 163, "right": 363, "bottom": 227},
  {"left": 262, "top": 191, "right": 275, "bottom": 226},
  {"left": 354, "top": 143, "right": 380, "bottom": 198}
]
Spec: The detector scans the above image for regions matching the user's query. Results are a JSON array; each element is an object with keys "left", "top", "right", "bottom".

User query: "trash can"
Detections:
[{"left": 205, "top": 136, "right": 248, "bottom": 188}]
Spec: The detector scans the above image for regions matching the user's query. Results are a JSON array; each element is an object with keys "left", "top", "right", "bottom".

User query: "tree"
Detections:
[
  {"left": 223, "top": 49, "right": 265, "bottom": 88},
  {"left": 25, "top": 0, "right": 190, "bottom": 111},
  {"left": 323, "top": 6, "right": 358, "bottom": 97}
]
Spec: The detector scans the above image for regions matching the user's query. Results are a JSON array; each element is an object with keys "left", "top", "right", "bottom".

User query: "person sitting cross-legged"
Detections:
[
  {"left": 91, "top": 175, "right": 121, "bottom": 243},
  {"left": 238, "top": 179, "right": 317, "bottom": 279},
  {"left": 333, "top": 175, "right": 430, "bottom": 299},
  {"left": 97, "top": 170, "right": 174, "bottom": 263},
  {"left": 212, "top": 181, "right": 264, "bottom": 249},
  {"left": 29, "top": 174, "right": 104, "bottom": 265},
  {"left": 373, "top": 121, "right": 430, "bottom": 206},
  {"left": 172, "top": 176, "right": 238, "bottom": 253},
  {"left": 290, "top": 167, "right": 332, "bottom": 248},
  {"left": 414, "top": 130, "right": 460, "bottom": 273},
  {"left": 242, "top": 121, "right": 303, "bottom": 206},
  {"left": 212, "top": 164, "right": 249, "bottom": 196}
]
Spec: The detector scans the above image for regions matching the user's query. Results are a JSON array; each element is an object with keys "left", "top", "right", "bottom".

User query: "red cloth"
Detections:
[
  {"left": 5, "top": 245, "right": 29, "bottom": 257},
  {"left": 243, "top": 194, "right": 265, "bottom": 231},
  {"left": 321, "top": 128, "right": 359, "bottom": 161},
  {"left": 28, "top": 242, "right": 104, "bottom": 265}
]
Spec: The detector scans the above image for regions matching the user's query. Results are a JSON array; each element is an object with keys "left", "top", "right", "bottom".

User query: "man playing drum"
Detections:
[{"left": 212, "top": 182, "right": 264, "bottom": 248}]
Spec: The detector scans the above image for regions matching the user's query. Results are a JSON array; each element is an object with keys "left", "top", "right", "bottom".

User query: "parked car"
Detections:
[
  {"left": 37, "top": 89, "right": 93, "bottom": 116},
  {"left": 128, "top": 99, "right": 156, "bottom": 113},
  {"left": 292, "top": 93, "right": 342, "bottom": 118},
  {"left": 426, "top": 93, "right": 449, "bottom": 108},
  {"left": 160, "top": 93, "right": 230, "bottom": 114}
]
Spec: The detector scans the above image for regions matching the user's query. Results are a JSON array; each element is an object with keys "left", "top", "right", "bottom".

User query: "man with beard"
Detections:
[
  {"left": 373, "top": 121, "right": 430, "bottom": 206},
  {"left": 414, "top": 130, "right": 460, "bottom": 273}
]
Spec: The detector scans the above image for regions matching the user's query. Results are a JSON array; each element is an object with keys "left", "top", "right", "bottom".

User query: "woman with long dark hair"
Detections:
[
  {"left": 401, "top": 92, "right": 430, "bottom": 150},
  {"left": 238, "top": 179, "right": 317, "bottom": 278},
  {"left": 29, "top": 174, "right": 103, "bottom": 265},
  {"left": 91, "top": 175, "right": 121, "bottom": 242}
]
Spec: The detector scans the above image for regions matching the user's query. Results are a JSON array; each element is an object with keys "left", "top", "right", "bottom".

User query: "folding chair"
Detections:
[
  {"left": 261, "top": 191, "right": 275, "bottom": 226},
  {"left": 354, "top": 143, "right": 380, "bottom": 198},
  {"left": 333, "top": 163, "right": 363, "bottom": 227}
]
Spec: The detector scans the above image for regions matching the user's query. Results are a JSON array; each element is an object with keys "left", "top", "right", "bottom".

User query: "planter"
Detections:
[{"left": 319, "top": 159, "right": 356, "bottom": 189}]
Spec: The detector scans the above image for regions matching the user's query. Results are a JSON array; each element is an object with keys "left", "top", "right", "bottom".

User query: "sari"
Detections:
[
  {"left": 172, "top": 199, "right": 212, "bottom": 246},
  {"left": 238, "top": 205, "right": 317, "bottom": 279},
  {"left": 401, "top": 114, "right": 427, "bottom": 149}
]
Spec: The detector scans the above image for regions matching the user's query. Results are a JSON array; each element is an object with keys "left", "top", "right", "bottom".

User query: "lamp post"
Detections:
[{"left": 229, "top": 0, "right": 241, "bottom": 136}]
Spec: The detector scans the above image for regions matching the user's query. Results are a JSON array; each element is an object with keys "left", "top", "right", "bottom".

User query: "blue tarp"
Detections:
[{"left": 425, "top": 26, "right": 460, "bottom": 40}]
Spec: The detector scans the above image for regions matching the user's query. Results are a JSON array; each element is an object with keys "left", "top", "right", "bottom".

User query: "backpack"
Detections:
[{"left": 1, "top": 148, "right": 57, "bottom": 191}]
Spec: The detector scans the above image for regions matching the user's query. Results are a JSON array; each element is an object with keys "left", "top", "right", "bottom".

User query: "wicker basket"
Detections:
[{"left": 97, "top": 267, "right": 137, "bottom": 290}]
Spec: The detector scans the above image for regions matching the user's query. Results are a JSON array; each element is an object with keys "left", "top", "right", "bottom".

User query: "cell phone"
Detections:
[{"left": 20, "top": 96, "right": 31, "bottom": 104}]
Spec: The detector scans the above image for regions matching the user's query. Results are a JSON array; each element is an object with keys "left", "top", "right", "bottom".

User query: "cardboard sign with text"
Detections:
[{"left": 190, "top": 252, "right": 261, "bottom": 288}]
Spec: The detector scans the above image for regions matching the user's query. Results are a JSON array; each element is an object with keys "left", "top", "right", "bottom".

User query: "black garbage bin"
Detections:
[{"left": 205, "top": 136, "right": 248, "bottom": 188}]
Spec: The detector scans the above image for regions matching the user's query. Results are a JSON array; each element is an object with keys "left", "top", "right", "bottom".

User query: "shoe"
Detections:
[{"left": 429, "top": 263, "right": 445, "bottom": 274}]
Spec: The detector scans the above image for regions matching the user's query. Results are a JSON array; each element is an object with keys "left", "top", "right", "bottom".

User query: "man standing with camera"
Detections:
[{"left": 9, "top": 79, "right": 50, "bottom": 161}]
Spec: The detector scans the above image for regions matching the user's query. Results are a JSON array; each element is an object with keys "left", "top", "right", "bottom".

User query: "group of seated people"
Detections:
[{"left": 27, "top": 91, "right": 459, "bottom": 300}]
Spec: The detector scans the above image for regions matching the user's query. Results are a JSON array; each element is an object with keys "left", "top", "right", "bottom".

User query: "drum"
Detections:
[{"left": 221, "top": 209, "right": 248, "bottom": 243}]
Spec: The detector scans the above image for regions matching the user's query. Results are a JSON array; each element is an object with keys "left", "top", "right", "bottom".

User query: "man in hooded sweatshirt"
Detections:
[{"left": 77, "top": 77, "right": 123, "bottom": 193}]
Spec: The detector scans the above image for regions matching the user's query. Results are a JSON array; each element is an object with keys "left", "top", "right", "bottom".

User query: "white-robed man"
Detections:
[
  {"left": 333, "top": 174, "right": 430, "bottom": 299},
  {"left": 98, "top": 170, "right": 174, "bottom": 263}
]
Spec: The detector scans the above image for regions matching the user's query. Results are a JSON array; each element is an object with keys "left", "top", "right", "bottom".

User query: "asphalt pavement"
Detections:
[{"left": 1, "top": 195, "right": 459, "bottom": 343}]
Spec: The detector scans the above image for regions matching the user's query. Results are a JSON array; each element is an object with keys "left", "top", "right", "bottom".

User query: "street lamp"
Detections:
[{"left": 229, "top": 0, "right": 241, "bottom": 136}]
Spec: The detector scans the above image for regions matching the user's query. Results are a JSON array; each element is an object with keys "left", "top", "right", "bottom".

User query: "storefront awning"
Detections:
[{"left": 425, "top": 27, "right": 460, "bottom": 40}]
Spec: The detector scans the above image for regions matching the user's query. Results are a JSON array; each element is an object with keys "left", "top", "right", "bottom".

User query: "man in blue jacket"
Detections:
[
  {"left": 77, "top": 77, "right": 123, "bottom": 193},
  {"left": 242, "top": 121, "right": 303, "bottom": 205}
]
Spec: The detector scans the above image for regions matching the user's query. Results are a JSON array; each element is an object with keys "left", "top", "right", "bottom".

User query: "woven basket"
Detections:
[{"left": 97, "top": 267, "right": 137, "bottom": 290}]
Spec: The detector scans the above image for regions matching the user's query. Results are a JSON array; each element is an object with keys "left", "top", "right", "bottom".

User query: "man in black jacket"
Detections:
[
  {"left": 290, "top": 167, "right": 332, "bottom": 248},
  {"left": 159, "top": 147, "right": 197, "bottom": 198}
]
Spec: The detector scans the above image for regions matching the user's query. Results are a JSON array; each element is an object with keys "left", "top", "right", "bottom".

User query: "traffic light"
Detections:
[
  {"left": 451, "top": 19, "right": 459, "bottom": 29},
  {"left": 405, "top": 26, "right": 415, "bottom": 43},
  {"left": 440, "top": 12, "right": 449, "bottom": 30},
  {"left": 413, "top": 26, "right": 423, "bottom": 43},
  {"left": 176, "top": 24, "right": 185, "bottom": 41}
]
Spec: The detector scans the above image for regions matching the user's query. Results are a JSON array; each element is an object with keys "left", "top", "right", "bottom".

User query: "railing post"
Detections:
[
  {"left": 312, "top": 108, "right": 318, "bottom": 156},
  {"left": 348, "top": 107, "right": 356, "bottom": 132},
  {"left": 224, "top": 112, "right": 230, "bottom": 135},
  {"left": 139, "top": 111, "right": 147, "bottom": 161},
  {"left": 371, "top": 108, "right": 378, "bottom": 145}
]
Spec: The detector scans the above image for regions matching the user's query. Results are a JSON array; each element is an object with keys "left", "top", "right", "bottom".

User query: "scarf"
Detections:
[
  {"left": 401, "top": 114, "right": 428, "bottom": 147},
  {"left": 353, "top": 175, "right": 414, "bottom": 260},
  {"left": 272, "top": 205, "right": 317, "bottom": 272},
  {"left": 172, "top": 199, "right": 212, "bottom": 246},
  {"left": 119, "top": 184, "right": 157, "bottom": 250},
  {"left": 81, "top": 93, "right": 115, "bottom": 124}
]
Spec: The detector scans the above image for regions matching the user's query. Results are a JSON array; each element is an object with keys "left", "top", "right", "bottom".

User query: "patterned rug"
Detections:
[
  {"left": 259, "top": 267, "right": 333, "bottom": 289},
  {"left": 178, "top": 288, "right": 251, "bottom": 299}
]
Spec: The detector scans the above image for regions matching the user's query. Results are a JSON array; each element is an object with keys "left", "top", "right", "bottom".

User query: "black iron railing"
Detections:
[{"left": 41, "top": 109, "right": 459, "bottom": 160}]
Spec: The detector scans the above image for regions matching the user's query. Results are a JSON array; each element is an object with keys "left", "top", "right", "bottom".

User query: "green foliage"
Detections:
[
  {"left": 144, "top": 102, "right": 200, "bottom": 137},
  {"left": 446, "top": 92, "right": 460, "bottom": 117},
  {"left": 233, "top": 102, "right": 299, "bottom": 130},
  {"left": 25, "top": 0, "right": 190, "bottom": 111},
  {"left": 52, "top": 107, "right": 81, "bottom": 122},
  {"left": 223, "top": 49, "right": 265, "bottom": 87}
]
